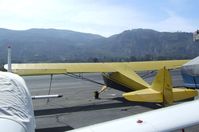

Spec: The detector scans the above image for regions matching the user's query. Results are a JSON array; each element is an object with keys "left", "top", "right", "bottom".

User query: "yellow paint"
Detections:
[
  {"left": 150, "top": 67, "right": 173, "bottom": 105},
  {"left": 123, "top": 67, "right": 198, "bottom": 105},
  {"left": 106, "top": 65, "right": 150, "bottom": 90},
  {"left": 172, "top": 88, "right": 198, "bottom": 101},
  {"left": 123, "top": 88, "right": 162, "bottom": 102},
  {"left": 9, "top": 60, "right": 188, "bottom": 75}
]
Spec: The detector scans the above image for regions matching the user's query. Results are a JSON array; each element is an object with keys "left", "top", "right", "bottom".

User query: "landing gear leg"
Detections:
[
  {"left": 94, "top": 85, "right": 108, "bottom": 99},
  {"left": 94, "top": 91, "right": 99, "bottom": 99}
]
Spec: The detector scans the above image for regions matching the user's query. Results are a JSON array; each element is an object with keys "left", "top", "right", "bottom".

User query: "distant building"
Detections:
[{"left": 193, "top": 30, "right": 199, "bottom": 41}]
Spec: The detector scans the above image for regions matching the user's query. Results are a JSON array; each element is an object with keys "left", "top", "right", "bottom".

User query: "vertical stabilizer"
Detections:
[{"left": 151, "top": 67, "right": 173, "bottom": 105}]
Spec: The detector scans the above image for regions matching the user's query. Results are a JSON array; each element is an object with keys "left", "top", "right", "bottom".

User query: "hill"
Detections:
[
  {"left": 93, "top": 29, "right": 199, "bottom": 61},
  {"left": 0, "top": 28, "right": 198, "bottom": 63}
]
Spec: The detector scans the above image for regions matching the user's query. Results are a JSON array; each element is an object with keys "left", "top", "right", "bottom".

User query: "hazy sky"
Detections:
[{"left": 0, "top": 0, "right": 198, "bottom": 36}]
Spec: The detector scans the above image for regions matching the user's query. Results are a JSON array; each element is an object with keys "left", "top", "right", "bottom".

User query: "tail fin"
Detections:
[
  {"left": 123, "top": 67, "right": 198, "bottom": 105},
  {"left": 151, "top": 67, "right": 173, "bottom": 105}
]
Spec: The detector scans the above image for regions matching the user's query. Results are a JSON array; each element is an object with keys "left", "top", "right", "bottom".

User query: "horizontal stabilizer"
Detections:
[
  {"left": 173, "top": 88, "right": 198, "bottom": 101},
  {"left": 123, "top": 88, "right": 198, "bottom": 103},
  {"left": 123, "top": 88, "right": 162, "bottom": 102}
]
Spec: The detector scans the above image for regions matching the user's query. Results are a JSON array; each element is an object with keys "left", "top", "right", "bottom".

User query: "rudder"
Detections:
[{"left": 151, "top": 67, "right": 173, "bottom": 105}]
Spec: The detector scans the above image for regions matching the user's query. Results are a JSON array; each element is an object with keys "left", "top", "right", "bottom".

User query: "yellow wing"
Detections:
[{"left": 5, "top": 60, "right": 188, "bottom": 76}]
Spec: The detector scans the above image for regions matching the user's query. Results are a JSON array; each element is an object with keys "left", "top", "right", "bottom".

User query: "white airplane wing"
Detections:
[{"left": 69, "top": 100, "right": 199, "bottom": 132}]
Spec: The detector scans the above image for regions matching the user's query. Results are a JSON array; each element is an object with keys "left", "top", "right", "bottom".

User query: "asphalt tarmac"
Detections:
[{"left": 22, "top": 70, "right": 199, "bottom": 132}]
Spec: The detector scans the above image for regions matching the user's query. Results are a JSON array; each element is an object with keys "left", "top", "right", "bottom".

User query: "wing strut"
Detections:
[
  {"left": 32, "top": 74, "right": 63, "bottom": 100},
  {"left": 47, "top": 74, "right": 53, "bottom": 103},
  {"left": 65, "top": 73, "right": 105, "bottom": 85}
]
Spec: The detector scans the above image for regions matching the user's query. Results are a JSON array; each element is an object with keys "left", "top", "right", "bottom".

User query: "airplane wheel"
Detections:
[{"left": 94, "top": 91, "right": 99, "bottom": 99}]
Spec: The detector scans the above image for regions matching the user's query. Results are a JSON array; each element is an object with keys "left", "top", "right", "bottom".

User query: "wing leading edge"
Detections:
[{"left": 5, "top": 60, "right": 188, "bottom": 76}]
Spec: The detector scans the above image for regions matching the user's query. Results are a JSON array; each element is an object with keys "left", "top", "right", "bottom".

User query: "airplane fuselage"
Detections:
[{"left": 102, "top": 73, "right": 134, "bottom": 92}]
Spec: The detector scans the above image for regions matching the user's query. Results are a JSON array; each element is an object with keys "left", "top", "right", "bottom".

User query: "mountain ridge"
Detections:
[{"left": 0, "top": 28, "right": 198, "bottom": 64}]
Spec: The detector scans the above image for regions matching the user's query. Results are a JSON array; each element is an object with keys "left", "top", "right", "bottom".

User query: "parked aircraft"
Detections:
[
  {"left": 181, "top": 56, "right": 199, "bottom": 88},
  {"left": 4, "top": 59, "right": 198, "bottom": 106}
]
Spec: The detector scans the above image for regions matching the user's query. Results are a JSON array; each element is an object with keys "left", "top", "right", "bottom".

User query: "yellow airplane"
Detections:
[{"left": 5, "top": 60, "right": 198, "bottom": 106}]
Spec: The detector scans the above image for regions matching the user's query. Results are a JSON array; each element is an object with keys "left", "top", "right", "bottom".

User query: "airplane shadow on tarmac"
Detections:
[
  {"left": 34, "top": 97, "right": 162, "bottom": 132},
  {"left": 34, "top": 97, "right": 162, "bottom": 116}
]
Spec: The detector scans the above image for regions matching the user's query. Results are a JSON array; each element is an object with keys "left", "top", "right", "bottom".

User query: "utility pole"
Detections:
[{"left": 7, "top": 46, "right": 12, "bottom": 72}]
